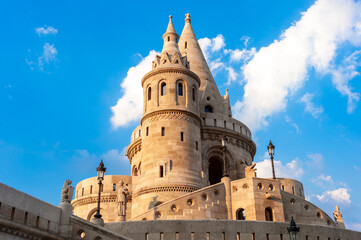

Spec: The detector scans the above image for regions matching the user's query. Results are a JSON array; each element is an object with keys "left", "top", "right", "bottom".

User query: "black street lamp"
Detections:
[
  {"left": 267, "top": 140, "right": 276, "bottom": 179},
  {"left": 221, "top": 135, "right": 229, "bottom": 177},
  {"left": 94, "top": 160, "right": 106, "bottom": 220},
  {"left": 287, "top": 217, "right": 300, "bottom": 240}
]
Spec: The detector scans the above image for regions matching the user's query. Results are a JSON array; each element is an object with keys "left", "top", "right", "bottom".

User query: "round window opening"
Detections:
[
  {"left": 142, "top": 218, "right": 147, "bottom": 221},
  {"left": 243, "top": 183, "right": 249, "bottom": 189},
  {"left": 257, "top": 183, "right": 263, "bottom": 190},
  {"left": 317, "top": 212, "right": 322, "bottom": 218},
  {"left": 171, "top": 204, "right": 178, "bottom": 212},
  {"left": 214, "top": 189, "right": 219, "bottom": 195},
  {"left": 206, "top": 96, "right": 211, "bottom": 101},
  {"left": 155, "top": 211, "right": 162, "bottom": 219},
  {"left": 77, "top": 230, "right": 86, "bottom": 239},
  {"left": 290, "top": 199, "right": 295, "bottom": 205},
  {"left": 304, "top": 205, "right": 309, "bottom": 211},
  {"left": 187, "top": 199, "right": 194, "bottom": 206},
  {"left": 269, "top": 184, "right": 274, "bottom": 191}
]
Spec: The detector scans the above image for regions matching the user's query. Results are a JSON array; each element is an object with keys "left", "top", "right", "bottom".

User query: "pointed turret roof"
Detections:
[
  {"left": 161, "top": 15, "right": 180, "bottom": 54},
  {"left": 179, "top": 13, "right": 226, "bottom": 115}
]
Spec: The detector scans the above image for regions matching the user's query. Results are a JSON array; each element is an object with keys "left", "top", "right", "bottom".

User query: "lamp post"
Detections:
[
  {"left": 267, "top": 140, "right": 276, "bottom": 179},
  {"left": 221, "top": 135, "right": 229, "bottom": 177},
  {"left": 93, "top": 160, "right": 106, "bottom": 222},
  {"left": 287, "top": 217, "right": 300, "bottom": 240}
]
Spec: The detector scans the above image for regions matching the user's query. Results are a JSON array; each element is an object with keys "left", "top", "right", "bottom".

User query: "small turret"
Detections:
[{"left": 153, "top": 15, "right": 189, "bottom": 70}]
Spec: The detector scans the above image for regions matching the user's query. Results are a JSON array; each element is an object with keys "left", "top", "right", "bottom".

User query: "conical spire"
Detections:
[
  {"left": 179, "top": 13, "right": 225, "bottom": 114},
  {"left": 161, "top": 15, "right": 180, "bottom": 54}
]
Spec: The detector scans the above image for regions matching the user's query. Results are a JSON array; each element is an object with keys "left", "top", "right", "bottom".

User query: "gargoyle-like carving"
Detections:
[{"left": 245, "top": 163, "right": 257, "bottom": 178}]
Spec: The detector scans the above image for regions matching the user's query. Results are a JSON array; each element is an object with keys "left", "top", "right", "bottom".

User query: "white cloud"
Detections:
[
  {"left": 256, "top": 157, "right": 304, "bottom": 179},
  {"left": 306, "top": 153, "right": 325, "bottom": 171},
  {"left": 299, "top": 92, "right": 324, "bottom": 118},
  {"left": 316, "top": 188, "right": 351, "bottom": 204},
  {"left": 312, "top": 174, "right": 333, "bottom": 187},
  {"left": 198, "top": 34, "right": 225, "bottom": 61},
  {"left": 331, "top": 50, "right": 361, "bottom": 113},
  {"left": 35, "top": 26, "right": 58, "bottom": 36},
  {"left": 285, "top": 116, "right": 301, "bottom": 134},
  {"left": 226, "top": 67, "right": 238, "bottom": 85},
  {"left": 27, "top": 43, "right": 58, "bottom": 71},
  {"left": 227, "top": 48, "right": 256, "bottom": 62},
  {"left": 110, "top": 51, "right": 157, "bottom": 128},
  {"left": 233, "top": 0, "right": 361, "bottom": 131}
]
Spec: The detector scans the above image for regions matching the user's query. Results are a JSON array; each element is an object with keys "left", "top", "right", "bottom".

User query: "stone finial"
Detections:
[
  {"left": 333, "top": 205, "right": 345, "bottom": 228},
  {"left": 333, "top": 205, "right": 344, "bottom": 222},
  {"left": 185, "top": 13, "right": 191, "bottom": 23}
]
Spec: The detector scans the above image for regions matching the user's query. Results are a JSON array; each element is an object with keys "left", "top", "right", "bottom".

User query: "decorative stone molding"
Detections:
[
  {"left": 201, "top": 127, "right": 256, "bottom": 157},
  {"left": 126, "top": 138, "right": 142, "bottom": 163},
  {"left": 141, "top": 109, "right": 201, "bottom": 126},
  {"left": 141, "top": 66, "right": 200, "bottom": 87},
  {"left": 133, "top": 185, "right": 199, "bottom": 198},
  {"left": 72, "top": 195, "right": 117, "bottom": 208}
]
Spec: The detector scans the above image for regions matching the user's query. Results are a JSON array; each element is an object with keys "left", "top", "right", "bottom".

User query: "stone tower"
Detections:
[{"left": 131, "top": 16, "right": 206, "bottom": 217}]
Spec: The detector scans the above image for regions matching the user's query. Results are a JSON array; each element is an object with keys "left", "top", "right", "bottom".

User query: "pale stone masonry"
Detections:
[{"left": 1, "top": 14, "right": 360, "bottom": 240}]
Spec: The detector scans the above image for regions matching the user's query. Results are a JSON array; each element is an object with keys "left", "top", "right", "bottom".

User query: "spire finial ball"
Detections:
[
  {"left": 169, "top": 15, "right": 172, "bottom": 19},
  {"left": 185, "top": 13, "right": 191, "bottom": 23}
]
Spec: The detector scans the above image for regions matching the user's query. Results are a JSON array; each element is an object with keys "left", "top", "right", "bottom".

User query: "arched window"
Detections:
[
  {"left": 236, "top": 208, "right": 246, "bottom": 220},
  {"left": 168, "top": 36, "right": 170, "bottom": 42},
  {"left": 265, "top": 207, "right": 273, "bottom": 221},
  {"left": 208, "top": 157, "right": 223, "bottom": 185},
  {"left": 148, "top": 87, "right": 151, "bottom": 101},
  {"left": 161, "top": 82, "right": 166, "bottom": 96},
  {"left": 192, "top": 88, "right": 196, "bottom": 101},
  {"left": 205, "top": 105, "right": 213, "bottom": 113},
  {"left": 178, "top": 83, "right": 183, "bottom": 96}
]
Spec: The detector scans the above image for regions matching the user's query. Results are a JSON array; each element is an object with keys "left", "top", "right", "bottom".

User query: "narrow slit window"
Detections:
[
  {"left": 90, "top": 185, "right": 93, "bottom": 194},
  {"left": 178, "top": 83, "right": 183, "bottom": 96},
  {"left": 160, "top": 166, "right": 164, "bottom": 177},
  {"left": 224, "top": 120, "right": 227, "bottom": 128},
  {"left": 24, "top": 212, "right": 28, "bottom": 224},
  {"left": 139, "top": 129, "right": 141, "bottom": 137},
  {"left": 161, "top": 127, "right": 165, "bottom": 136},
  {"left": 148, "top": 87, "right": 151, "bottom": 100},
  {"left": 196, "top": 141, "right": 198, "bottom": 151},
  {"left": 146, "top": 127, "right": 149, "bottom": 136},
  {"left": 113, "top": 183, "right": 116, "bottom": 191},
  {"left": 161, "top": 83, "right": 166, "bottom": 96},
  {"left": 82, "top": 188, "right": 84, "bottom": 196},
  {"left": 36, "top": 216, "right": 40, "bottom": 228},
  {"left": 185, "top": 41, "right": 187, "bottom": 49},
  {"left": 167, "top": 36, "right": 170, "bottom": 42},
  {"left": 181, "top": 132, "right": 184, "bottom": 141},
  {"left": 192, "top": 88, "right": 196, "bottom": 101},
  {"left": 214, "top": 119, "right": 217, "bottom": 127},
  {"left": 292, "top": 186, "right": 295, "bottom": 194}
]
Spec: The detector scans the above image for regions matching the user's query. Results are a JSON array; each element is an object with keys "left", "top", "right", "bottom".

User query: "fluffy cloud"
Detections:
[
  {"left": 316, "top": 188, "right": 351, "bottom": 204},
  {"left": 35, "top": 26, "right": 58, "bottom": 36},
  {"left": 331, "top": 50, "right": 361, "bottom": 113},
  {"left": 299, "top": 92, "right": 324, "bottom": 118},
  {"left": 111, "top": 51, "right": 157, "bottom": 128},
  {"left": 198, "top": 34, "right": 225, "bottom": 60},
  {"left": 233, "top": 0, "right": 361, "bottom": 131},
  {"left": 255, "top": 157, "right": 304, "bottom": 179}
]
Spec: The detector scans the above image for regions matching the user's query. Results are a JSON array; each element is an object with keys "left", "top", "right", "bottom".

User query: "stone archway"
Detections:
[{"left": 208, "top": 157, "right": 223, "bottom": 185}]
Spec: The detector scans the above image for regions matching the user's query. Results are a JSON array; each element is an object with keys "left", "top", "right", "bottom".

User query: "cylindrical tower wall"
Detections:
[{"left": 132, "top": 69, "right": 204, "bottom": 217}]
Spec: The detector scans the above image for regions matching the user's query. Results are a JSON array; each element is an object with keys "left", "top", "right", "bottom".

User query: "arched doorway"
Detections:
[
  {"left": 208, "top": 157, "right": 223, "bottom": 185},
  {"left": 236, "top": 208, "right": 246, "bottom": 220},
  {"left": 265, "top": 207, "right": 274, "bottom": 221}
]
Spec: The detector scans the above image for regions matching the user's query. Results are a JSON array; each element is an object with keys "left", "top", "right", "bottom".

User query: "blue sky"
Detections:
[{"left": 1, "top": 0, "right": 361, "bottom": 231}]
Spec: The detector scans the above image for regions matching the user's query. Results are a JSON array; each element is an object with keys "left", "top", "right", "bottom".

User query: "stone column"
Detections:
[{"left": 221, "top": 176, "right": 233, "bottom": 220}]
